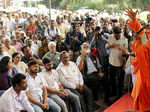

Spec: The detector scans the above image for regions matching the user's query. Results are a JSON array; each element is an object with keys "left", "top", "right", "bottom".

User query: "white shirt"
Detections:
[
  {"left": 14, "top": 62, "right": 28, "bottom": 74},
  {"left": 13, "top": 19, "right": 22, "bottom": 27},
  {"left": 57, "top": 23, "right": 67, "bottom": 39},
  {"left": 49, "top": 27, "right": 60, "bottom": 37},
  {"left": 106, "top": 34, "right": 128, "bottom": 67},
  {"left": 57, "top": 61, "right": 84, "bottom": 89},
  {"left": 31, "top": 43, "right": 39, "bottom": 56},
  {"left": 39, "top": 69, "right": 60, "bottom": 91},
  {"left": 3, "top": 18, "right": 15, "bottom": 32},
  {"left": 19, "top": 18, "right": 26, "bottom": 24},
  {"left": 0, "top": 87, "right": 34, "bottom": 112},
  {"left": 65, "top": 22, "right": 71, "bottom": 32},
  {"left": 44, "top": 26, "right": 50, "bottom": 37},
  {"left": 26, "top": 73, "right": 48, "bottom": 101},
  {"left": 3, "top": 45, "right": 17, "bottom": 56}
]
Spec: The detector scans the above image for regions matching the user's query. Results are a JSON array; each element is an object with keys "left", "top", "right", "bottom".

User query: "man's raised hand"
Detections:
[{"left": 125, "top": 7, "right": 138, "bottom": 20}]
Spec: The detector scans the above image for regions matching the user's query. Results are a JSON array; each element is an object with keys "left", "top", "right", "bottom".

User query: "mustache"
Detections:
[{"left": 30, "top": 70, "right": 38, "bottom": 74}]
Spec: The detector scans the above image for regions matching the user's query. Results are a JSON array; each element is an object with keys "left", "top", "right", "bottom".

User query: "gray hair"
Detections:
[
  {"left": 48, "top": 41, "right": 56, "bottom": 48},
  {"left": 81, "top": 42, "right": 90, "bottom": 50}
]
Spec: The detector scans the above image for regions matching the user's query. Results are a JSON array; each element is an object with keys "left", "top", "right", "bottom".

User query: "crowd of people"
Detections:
[{"left": 0, "top": 8, "right": 149, "bottom": 112}]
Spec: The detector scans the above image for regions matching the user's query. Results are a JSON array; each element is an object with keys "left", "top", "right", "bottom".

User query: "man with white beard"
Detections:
[{"left": 76, "top": 42, "right": 104, "bottom": 101}]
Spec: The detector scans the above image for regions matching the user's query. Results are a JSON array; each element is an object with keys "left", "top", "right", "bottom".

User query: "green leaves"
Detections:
[{"left": 40, "top": 0, "right": 150, "bottom": 11}]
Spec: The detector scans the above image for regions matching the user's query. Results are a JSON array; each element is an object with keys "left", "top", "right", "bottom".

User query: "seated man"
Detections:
[
  {"left": 3, "top": 38, "right": 16, "bottom": 56},
  {"left": 21, "top": 46, "right": 43, "bottom": 66},
  {"left": 0, "top": 73, "right": 35, "bottom": 112},
  {"left": 43, "top": 41, "right": 60, "bottom": 69},
  {"left": 0, "top": 43, "right": 9, "bottom": 60},
  {"left": 56, "top": 35, "right": 68, "bottom": 52},
  {"left": 38, "top": 37, "right": 49, "bottom": 59},
  {"left": 57, "top": 51, "right": 99, "bottom": 112},
  {"left": 26, "top": 60, "right": 61, "bottom": 112},
  {"left": 40, "top": 58, "right": 82, "bottom": 112},
  {"left": 76, "top": 42, "right": 104, "bottom": 101}
]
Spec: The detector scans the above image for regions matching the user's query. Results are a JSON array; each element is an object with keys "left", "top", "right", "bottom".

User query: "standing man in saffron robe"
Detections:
[{"left": 126, "top": 8, "right": 150, "bottom": 112}]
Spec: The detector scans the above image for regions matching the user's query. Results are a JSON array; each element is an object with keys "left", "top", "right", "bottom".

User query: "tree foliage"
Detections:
[{"left": 41, "top": 0, "right": 150, "bottom": 11}]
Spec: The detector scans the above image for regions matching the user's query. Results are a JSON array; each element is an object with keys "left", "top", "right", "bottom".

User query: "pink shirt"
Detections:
[{"left": 13, "top": 42, "right": 23, "bottom": 53}]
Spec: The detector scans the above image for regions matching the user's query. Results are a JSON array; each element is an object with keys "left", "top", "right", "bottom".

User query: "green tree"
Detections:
[
  {"left": 40, "top": 0, "right": 150, "bottom": 11},
  {"left": 40, "top": 0, "right": 63, "bottom": 8}
]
